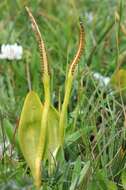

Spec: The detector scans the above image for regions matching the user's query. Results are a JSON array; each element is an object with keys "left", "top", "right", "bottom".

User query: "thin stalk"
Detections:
[
  {"left": 0, "top": 111, "right": 6, "bottom": 159},
  {"left": 115, "top": 0, "right": 123, "bottom": 72},
  {"left": 26, "top": 61, "right": 32, "bottom": 91},
  {"left": 59, "top": 75, "right": 73, "bottom": 145}
]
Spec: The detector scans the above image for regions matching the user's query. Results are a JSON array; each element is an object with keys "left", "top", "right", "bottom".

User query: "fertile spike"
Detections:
[
  {"left": 25, "top": 6, "right": 49, "bottom": 76},
  {"left": 69, "top": 21, "right": 85, "bottom": 75}
]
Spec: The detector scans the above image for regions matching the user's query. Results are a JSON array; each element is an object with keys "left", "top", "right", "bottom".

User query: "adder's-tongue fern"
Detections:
[
  {"left": 26, "top": 7, "right": 51, "bottom": 189},
  {"left": 59, "top": 21, "right": 85, "bottom": 145},
  {"left": 18, "top": 8, "right": 85, "bottom": 189}
]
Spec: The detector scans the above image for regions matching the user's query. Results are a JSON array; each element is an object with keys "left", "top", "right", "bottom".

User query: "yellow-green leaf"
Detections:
[
  {"left": 47, "top": 106, "right": 59, "bottom": 157},
  {"left": 18, "top": 91, "right": 43, "bottom": 188},
  {"left": 43, "top": 106, "right": 60, "bottom": 171}
]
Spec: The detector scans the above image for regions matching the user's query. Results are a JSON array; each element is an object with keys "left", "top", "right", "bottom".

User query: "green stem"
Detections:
[
  {"left": 59, "top": 73, "right": 73, "bottom": 146},
  {"left": 36, "top": 76, "right": 51, "bottom": 189}
]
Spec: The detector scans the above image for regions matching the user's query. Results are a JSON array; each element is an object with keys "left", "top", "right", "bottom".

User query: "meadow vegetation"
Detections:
[{"left": 1, "top": 0, "right": 126, "bottom": 189}]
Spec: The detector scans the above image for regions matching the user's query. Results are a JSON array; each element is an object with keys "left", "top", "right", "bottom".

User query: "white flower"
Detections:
[
  {"left": 85, "top": 12, "right": 93, "bottom": 23},
  {"left": 93, "top": 72, "right": 110, "bottom": 87},
  {"left": 0, "top": 43, "right": 23, "bottom": 60}
]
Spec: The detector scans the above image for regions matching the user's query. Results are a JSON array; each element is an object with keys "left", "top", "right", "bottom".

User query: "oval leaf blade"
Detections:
[{"left": 18, "top": 91, "right": 43, "bottom": 186}]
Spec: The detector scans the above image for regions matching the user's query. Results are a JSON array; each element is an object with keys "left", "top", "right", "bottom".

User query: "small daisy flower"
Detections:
[
  {"left": 0, "top": 43, "right": 23, "bottom": 60},
  {"left": 93, "top": 72, "right": 110, "bottom": 87}
]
